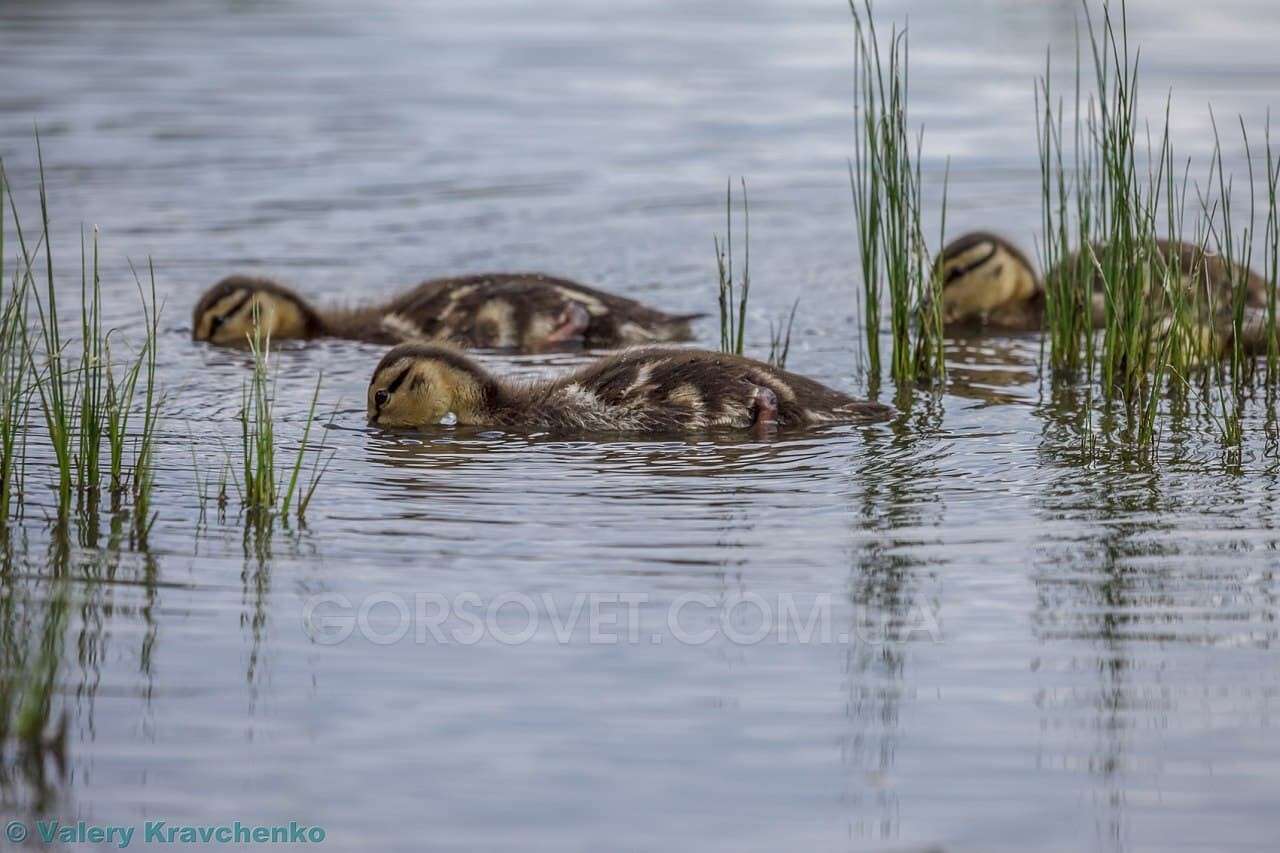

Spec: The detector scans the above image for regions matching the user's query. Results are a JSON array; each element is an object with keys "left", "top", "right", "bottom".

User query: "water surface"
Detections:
[{"left": 2, "top": 1, "right": 1280, "bottom": 850}]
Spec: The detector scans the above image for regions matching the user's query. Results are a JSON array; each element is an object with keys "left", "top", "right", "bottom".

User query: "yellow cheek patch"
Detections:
[
  {"left": 369, "top": 360, "right": 462, "bottom": 427},
  {"left": 942, "top": 247, "right": 1036, "bottom": 320},
  {"left": 199, "top": 291, "right": 251, "bottom": 340},
  {"left": 209, "top": 292, "right": 310, "bottom": 344}
]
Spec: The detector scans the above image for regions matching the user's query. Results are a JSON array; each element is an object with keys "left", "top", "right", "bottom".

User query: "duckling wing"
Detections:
[
  {"left": 563, "top": 350, "right": 759, "bottom": 431},
  {"left": 386, "top": 275, "right": 590, "bottom": 349},
  {"left": 565, "top": 349, "right": 890, "bottom": 431},
  {"left": 549, "top": 279, "right": 704, "bottom": 345},
  {"left": 388, "top": 274, "right": 701, "bottom": 350}
]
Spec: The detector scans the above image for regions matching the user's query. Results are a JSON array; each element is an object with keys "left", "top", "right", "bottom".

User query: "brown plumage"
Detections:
[
  {"left": 367, "top": 344, "right": 892, "bottom": 434},
  {"left": 1056, "top": 239, "right": 1272, "bottom": 317},
  {"left": 192, "top": 273, "right": 702, "bottom": 351},
  {"left": 935, "top": 231, "right": 1280, "bottom": 352}
]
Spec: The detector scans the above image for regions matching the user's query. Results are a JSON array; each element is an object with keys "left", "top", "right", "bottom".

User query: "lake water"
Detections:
[{"left": 3, "top": 0, "right": 1280, "bottom": 850}]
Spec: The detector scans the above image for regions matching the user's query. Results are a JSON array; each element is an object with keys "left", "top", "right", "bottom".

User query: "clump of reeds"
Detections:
[
  {"left": 2, "top": 145, "right": 162, "bottom": 527},
  {"left": 1033, "top": 0, "right": 1239, "bottom": 455},
  {"left": 1080, "top": 1, "right": 1174, "bottom": 402},
  {"left": 16, "top": 145, "right": 76, "bottom": 512},
  {"left": 127, "top": 261, "right": 161, "bottom": 537},
  {"left": 1035, "top": 0, "right": 1280, "bottom": 465},
  {"left": 5, "top": 138, "right": 335, "bottom": 534},
  {"left": 712, "top": 180, "right": 804, "bottom": 370},
  {"left": 848, "top": 0, "right": 947, "bottom": 386},
  {"left": 1035, "top": 39, "right": 1098, "bottom": 378},
  {"left": 1263, "top": 119, "right": 1280, "bottom": 383},
  {"left": 714, "top": 179, "right": 751, "bottom": 357},
  {"left": 234, "top": 313, "right": 331, "bottom": 522},
  {"left": 0, "top": 171, "right": 31, "bottom": 520},
  {"left": 768, "top": 299, "right": 799, "bottom": 369}
]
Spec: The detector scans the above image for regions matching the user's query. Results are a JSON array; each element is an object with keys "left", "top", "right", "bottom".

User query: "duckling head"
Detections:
[
  {"left": 935, "top": 232, "right": 1039, "bottom": 324},
  {"left": 368, "top": 343, "right": 500, "bottom": 428},
  {"left": 192, "top": 276, "right": 320, "bottom": 345}
]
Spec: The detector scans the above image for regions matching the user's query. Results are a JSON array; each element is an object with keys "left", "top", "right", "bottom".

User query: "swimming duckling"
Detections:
[
  {"left": 367, "top": 344, "right": 892, "bottom": 434},
  {"left": 934, "top": 232, "right": 1043, "bottom": 331},
  {"left": 936, "top": 231, "right": 1279, "bottom": 352},
  {"left": 192, "top": 273, "right": 701, "bottom": 351}
]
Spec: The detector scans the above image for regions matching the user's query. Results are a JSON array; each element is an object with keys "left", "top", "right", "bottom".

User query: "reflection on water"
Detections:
[
  {"left": 946, "top": 334, "right": 1041, "bottom": 407},
  {"left": 3, "top": 0, "right": 1280, "bottom": 850}
]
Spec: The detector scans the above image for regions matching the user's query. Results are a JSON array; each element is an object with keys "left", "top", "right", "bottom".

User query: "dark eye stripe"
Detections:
[
  {"left": 385, "top": 366, "right": 412, "bottom": 395},
  {"left": 210, "top": 292, "right": 254, "bottom": 331},
  {"left": 944, "top": 243, "right": 998, "bottom": 286}
]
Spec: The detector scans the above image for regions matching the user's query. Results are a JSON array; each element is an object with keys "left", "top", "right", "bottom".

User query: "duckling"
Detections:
[
  {"left": 934, "top": 231, "right": 1043, "bottom": 331},
  {"left": 936, "top": 231, "right": 1280, "bottom": 352},
  {"left": 192, "top": 273, "right": 701, "bottom": 351},
  {"left": 367, "top": 344, "right": 892, "bottom": 434}
]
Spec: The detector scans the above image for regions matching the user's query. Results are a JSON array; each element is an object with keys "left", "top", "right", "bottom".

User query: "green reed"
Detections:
[
  {"left": 1033, "top": 0, "right": 1216, "bottom": 453},
  {"left": 9, "top": 143, "right": 75, "bottom": 511},
  {"left": 128, "top": 260, "right": 161, "bottom": 537},
  {"left": 1083, "top": 0, "right": 1170, "bottom": 400},
  {"left": 240, "top": 316, "right": 277, "bottom": 511},
  {"left": 714, "top": 179, "right": 750, "bottom": 356},
  {"left": 104, "top": 334, "right": 143, "bottom": 500},
  {"left": 1197, "top": 115, "right": 1262, "bottom": 457},
  {"left": 76, "top": 227, "right": 107, "bottom": 503},
  {"left": 1036, "top": 39, "right": 1098, "bottom": 378},
  {"left": 768, "top": 299, "right": 799, "bottom": 370},
  {"left": 2, "top": 145, "right": 163, "bottom": 522},
  {"left": 1207, "top": 115, "right": 1252, "bottom": 387},
  {"left": 1060, "top": 0, "right": 1280, "bottom": 461},
  {"left": 850, "top": 48, "right": 882, "bottom": 380},
  {"left": 1264, "top": 117, "right": 1280, "bottom": 382},
  {"left": 237, "top": 313, "right": 329, "bottom": 521},
  {"left": 0, "top": 172, "right": 31, "bottom": 521},
  {"left": 0, "top": 285, "right": 30, "bottom": 521},
  {"left": 1, "top": 138, "right": 343, "bottom": 540},
  {"left": 712, "top": 180, "right": 804, "bottom": 370},
  {"left": 280, "top": 375, "right": 330, "bottom": 519},
  {"left": 849, "top": 0, "right": 946, "bottom": 386}
]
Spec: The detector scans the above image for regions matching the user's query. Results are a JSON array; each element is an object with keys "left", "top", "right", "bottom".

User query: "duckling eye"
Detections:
[{"left": 374, "top": 389, "right": 390, "bottom": 408}]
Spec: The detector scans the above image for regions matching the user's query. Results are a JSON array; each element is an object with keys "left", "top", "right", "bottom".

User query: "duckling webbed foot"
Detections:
[
  {"left": 542, "top": 302, "right": 591, "bottom": 345},
  {"left": 751, "top": 385, "right": 779, "bottom": 439}
]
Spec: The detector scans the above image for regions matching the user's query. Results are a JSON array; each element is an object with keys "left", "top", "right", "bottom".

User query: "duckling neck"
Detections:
[
  {"left": 313, "top": 303, "right": 395, "bottom": 341},
  {"left": 459, "top": 380, "right": 573, "bottom": 430},
  {"left": 274, "top": 291, "right": 329, "bottom": 339},
  {"left": 446, "top": 372, "right": 522, "bottom": 427}
]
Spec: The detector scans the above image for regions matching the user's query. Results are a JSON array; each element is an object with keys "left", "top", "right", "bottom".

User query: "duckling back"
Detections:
[
  {"left": 379, "top": 274, "right": 700, "bottom": 349},
  {"left": 530, "top": 348, "right": 890, "bottom": 432}
]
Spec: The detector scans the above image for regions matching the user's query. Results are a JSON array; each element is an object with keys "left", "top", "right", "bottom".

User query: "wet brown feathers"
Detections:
[
  {"left": 936, "top": 232, "right": 1278, "bottom": 348},
  {"left": 193, "top": 272, "right": 700, "bottom": 350},
  {"left": 367, "top": 344, "right": 892, "bottom": 433}
]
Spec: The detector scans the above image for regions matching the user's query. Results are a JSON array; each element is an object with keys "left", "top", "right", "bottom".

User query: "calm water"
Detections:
[{"left": 3, "top": 0, "right": 1280, "bottom": 850}]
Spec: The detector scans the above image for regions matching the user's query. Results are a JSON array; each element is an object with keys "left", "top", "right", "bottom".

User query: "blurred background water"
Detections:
[{"left": 2, "top": 0, "right": 1280, "bottom": 850}]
